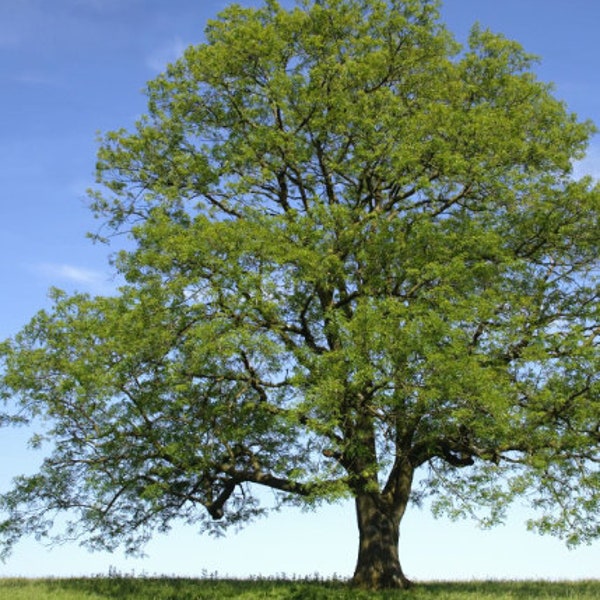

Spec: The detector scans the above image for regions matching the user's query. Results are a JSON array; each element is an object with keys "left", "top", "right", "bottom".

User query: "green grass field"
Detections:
[{"left": 0, "top": 578, "right": 598, "bottom": 599}]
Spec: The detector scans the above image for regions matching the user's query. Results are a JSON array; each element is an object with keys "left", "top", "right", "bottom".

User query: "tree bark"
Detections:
[{"left": 352, "top": 493, "right": 412, "bottom": 590}]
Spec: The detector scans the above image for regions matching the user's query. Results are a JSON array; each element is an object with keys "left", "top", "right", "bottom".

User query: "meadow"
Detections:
[{"left": 0, "top": 577, "right": 598, "bottom": 599}]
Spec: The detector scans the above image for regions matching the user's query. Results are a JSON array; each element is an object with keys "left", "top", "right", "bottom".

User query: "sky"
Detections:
[{"left": 0, "top": 0, "right": 598, "bottom": 582}]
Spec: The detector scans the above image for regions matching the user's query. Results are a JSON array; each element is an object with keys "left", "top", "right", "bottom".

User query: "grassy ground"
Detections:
[{"left": 0, "top": 578, "right": 598, "bottom": 599}]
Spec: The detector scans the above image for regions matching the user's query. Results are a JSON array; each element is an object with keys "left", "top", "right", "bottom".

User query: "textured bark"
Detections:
[{"left": 352, "top": 493, "right": 412, "bottom": 590}]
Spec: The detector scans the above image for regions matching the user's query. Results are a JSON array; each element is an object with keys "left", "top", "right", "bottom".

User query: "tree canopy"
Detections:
[{"left": 1, "top": 0, "right": 599, "bottom": 589}]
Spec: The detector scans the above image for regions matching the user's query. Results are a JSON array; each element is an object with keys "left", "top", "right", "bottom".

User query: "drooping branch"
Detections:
[
  {"left": 215, "top": 460, "right": 345, "bottom": 505},
  {"left": 206, "top": 478, "right": 237, "bottom": 519}
]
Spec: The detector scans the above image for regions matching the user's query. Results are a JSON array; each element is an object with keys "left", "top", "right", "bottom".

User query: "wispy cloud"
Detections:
[
  {"left": 573, "top": 142, "right": 600, "bottom": 180},
  {"left": 35, "top": 263, "right": 114, "bottom": 294},
  {"left": 15, "top": 71, "right": 60, "bottom": 86},
  {"left": 146, "top": 37, "right": 187, "bottom": 72},
  {"left": 70, "top": 0, "right": 142, "bottom": 12}
]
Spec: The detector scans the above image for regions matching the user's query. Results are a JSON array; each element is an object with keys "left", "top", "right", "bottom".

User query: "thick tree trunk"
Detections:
[{"left": 351, "top": 493, "right": 412, "bottom": 590}]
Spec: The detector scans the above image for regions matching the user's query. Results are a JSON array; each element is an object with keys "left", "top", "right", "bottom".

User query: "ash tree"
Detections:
[{"left": 1, "top": 0, "right": 599, "bottom": 589}]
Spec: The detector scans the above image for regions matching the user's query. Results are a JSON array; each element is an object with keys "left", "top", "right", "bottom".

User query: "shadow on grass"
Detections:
[
  {"left": 41, "top": 576, "right": 351, "bottom": 599},
  {"left": 22, "top": 577, "right": 600, "bottom": 599}
]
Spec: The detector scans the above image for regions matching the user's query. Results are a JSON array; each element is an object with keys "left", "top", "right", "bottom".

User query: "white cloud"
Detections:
[
  {"left": 69, "top": 0, "right": 141, "bottom": 11},
  {"left": 15, "top": 71, "right": 60, "bottom": 86},
  {"left": 573, "top": 142, "right": 600, "bottom": 181},
  {"left": 146, "top": 37, "right": 187, "bottom": 72},
  {"left": 36, "top": 263, "right": 114, "bottom": 294}
]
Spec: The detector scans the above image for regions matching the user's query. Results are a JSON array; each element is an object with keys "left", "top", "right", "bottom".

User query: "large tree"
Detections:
[{"left": 1, "top": 0, "right": 599, "bottom": 589}]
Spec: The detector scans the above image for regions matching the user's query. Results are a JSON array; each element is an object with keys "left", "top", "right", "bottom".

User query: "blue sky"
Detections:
[{"left": 0, "top": 0, "right": 598, "bottom": 581}]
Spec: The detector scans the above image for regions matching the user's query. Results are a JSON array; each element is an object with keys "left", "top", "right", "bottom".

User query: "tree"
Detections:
[{"left": 1, "top": 0, "right": 599, "bottom": 589}]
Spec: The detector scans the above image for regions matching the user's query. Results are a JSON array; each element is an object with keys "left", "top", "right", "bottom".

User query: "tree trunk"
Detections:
[{"left": 352, "top": 493, "right": 412, "bottom": 590}]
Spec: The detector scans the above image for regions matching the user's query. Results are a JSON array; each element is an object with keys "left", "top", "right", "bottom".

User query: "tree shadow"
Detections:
[
  {"left": 31, "top": 577, "right": 600, "bottom": 599},
  {"left": 43, "top": 577, "right": 216, "bottom": 599}
]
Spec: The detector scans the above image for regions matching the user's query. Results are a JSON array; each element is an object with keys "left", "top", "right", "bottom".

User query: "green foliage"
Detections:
[{"left": 1, "top": 0, "right": 599, "bottom": 583}]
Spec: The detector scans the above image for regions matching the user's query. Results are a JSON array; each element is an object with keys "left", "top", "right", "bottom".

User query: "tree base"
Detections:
[
  {"left": 351, "top": 568, "right": 413, "bottom": 590},
  {"left": 352, "top": 493, "right": 413, "bottom": 590}
]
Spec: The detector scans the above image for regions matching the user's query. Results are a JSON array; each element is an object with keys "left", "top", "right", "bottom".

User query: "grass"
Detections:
[{"left": 0, "top": 577, "right": 598, "bottom": 599}]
